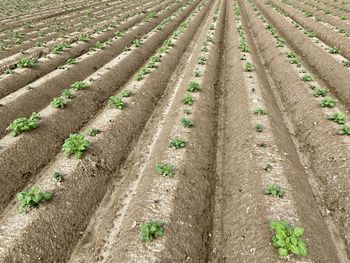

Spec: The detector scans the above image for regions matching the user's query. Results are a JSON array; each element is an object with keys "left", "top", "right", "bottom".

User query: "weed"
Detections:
[
  {"left": 253, "top": 107, "right": 267, "bottom": 115},
  {"left": 181, "top": 118, "right": 194, "bottom": 128},
  {"left": 62, "top": 88, "right": 74, "bottom": 99},
  {"left": 302, "top": 74, "right": 313, "bottom": 81},
  {"left": 183, "top": 108, "right": 192, "bottom": 115},
  {"left": 187, "top": 81, "right": 200, "bottom": 92},
  {"left": 109, "top": 96, "right": 125, "bottom": 110},
  {"left": 328, "top": 112, "right": 346, "bottom": 124},
  {"left": 71, "top": 81, "right": 88, "bottom": 90},
  {"left": 121, "top": 90, "right": 132, "bottom": 97},
  {"left": 270, "top": 220, "right": 308, "bottom": 257},
  {"left": 17, "top": 57, "right": 38, "bottom": 68},
  {"left": 244, "top": 62, "right": 254, "bottom": 72},
  {"left": 338, "top": 125, "right": 350, "bottom": 135},
  {"left": 140, "top": 221, "right": 164, "bottom": 242},
  {"left": 182, "top": 94, "right": 194, "bottom": 105},
  {"left": 329, "top": 47, "right": 340, "bottom": 54},
  {"left": 7, "top": 112, "right": 39, "bottom": 136},
  {"left": 265, "top": 184, "right": 284, "bottom": 197},
  {"left": 53, "top": 171, "right": 64, "bottom": 182},
  {"left": 156, "top": 163, "right": 174, "bottom": 177},
  {"left": 320, "top": 97, "right": 337, "bottom": 108},
  {"left": 313, "top": 87, "right": 328, "bottom": 97},
  {"left": 62, "top": 133, "right": 90, "bottom": 159},
  {"left": 17, "top": 186, "right": 53, "bottom": 213},
  {"left": 169, "top": 137, "right": 186, "bottom": 149},
  {"left": 255, "top": 123, "right": 263, "bottom": 132},
  {"left": 88, "top": 128, "right": 101, "bottom": 137}
]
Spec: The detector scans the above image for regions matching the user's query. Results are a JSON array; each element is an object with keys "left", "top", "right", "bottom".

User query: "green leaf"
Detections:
[
  {"left": 298, "top": 240, "right": 308, "bottom": 256},
  {"left": 278, "top": 248, "right": 288, "bottom": 256},
  {"left": 293, "top": 227, "right": 304, "bottom": 237}
]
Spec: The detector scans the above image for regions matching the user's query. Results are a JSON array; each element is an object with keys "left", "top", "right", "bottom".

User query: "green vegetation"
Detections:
[
  {"left": 194, "top": 68, "right": 201, "bottom": 77},
  {"left": 328, "top": 112, "right": 346, "bottom": 124},
  {"left": 181, "top": 118, "right": 194, "bottom": 128},
  {"left": 187, "top": 81, "right": 200, "bottom": 92},
  {"left": 7, "top": 112, "right": 39, "bottom": 136},
  {"left": 156, "top": 163, "right": 175, "bottom": 177},
  {"left": 51, "top": 97, "right": 66, "bottom": 108},
  {"left": 255, "top": 123, "right": 263, "bottom": 132},
  {"left": 17, "top": 186, "right": 53, "bottom": 213},
  {"left": 302, "top": 74, "right": 313, "bottom": 81},
  {"left": 329, "top": 47, "right": 340, "bottom": 54},
  {"left": 342, "top": 60, "right": 350, "bottom": 67},
  {"left": 71, "top": 81, "right": 89, "bottom": 90},
  {"left": 52, "top": 171, "right": 64, "bottom": 182},
  {"left": 109, "top": 96, "right": 125, "bottom": 110},
  {"left": 320, "top": 97, "right": 337, "bottom": 108},
  {"left": 62, "top": 88, "right": 74, "bottom": 99},
  {"left": 313, "top": 87, "right": 328, "bottom": 97},
  {"left": 135, "top": 67, "right": 150, "bottom": 81},
  {"left": 52, "top": 43, "right": 71, "bottom": 54},
  {"left": 183, "top": 108, "right": 192, "bottom": 115},
  {"left": 287, "top": 52, "right": 299, "bottom": 64},
  {"left": 120, "top": 90, "right": 132, "bottom": 97},
  {"left": 270, "top": 220, "right": 308, "bottom": 257},
  {"left": 182, "top": 94, "right": 194, "bottom": 105},
  {"left": 197, "top": 55, "right": 207, "bottom": 65},
  {"left": 169, "top": 137, "right": 186, "bottom": 149},
  {"left": 253, "top": 107, "right": 267, "bottom": 115},
  {"left": 17, "top": 57, "right": 38, "bottom": 68},
  {"left": 62, "top": 133, "right": 90, "bottom": 159},
  {"left": 265, "top": 184, "right": 284, "bottom": 197},
  {"left": 244, "top": 62, "right": 254, "bottom": 72},
  {"left": 338, "top": 125, "right": 350, "bottom": 135},
  {"left": 88, "top": 128, "right": 101, "bottom": 137},
  {"left": 140, "top": 221, "right": 164, "bottom": 242}
]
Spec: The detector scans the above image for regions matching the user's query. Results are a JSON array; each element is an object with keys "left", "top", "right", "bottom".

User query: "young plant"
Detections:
[
  {"left": 265, "top": 184, "right": 284, "bottom": 197},
  {"left": 71, "top": 81, "right": 88, "bottom": 90},
  {"left": 62, "top": 133, "right": 90, "bottom": 159},
  {"left": 253, "top": 107, "right": 267, "bottom": 115},
  {"left": 7, "top": 112, "right": 39, "bottom": 136},
  {"left": 181, "top": 117, "right": 194, "bottom": 128},
  {"left": 320, "top": 97, "right": 337, "bottom": 108},
  {"left": 338, "top": 125, "right": 350, "bottom": 135},
  {"left": 51, "top": 97, "right": 66, "bottom": 108},
  {"left": 328, "top": 112, "right": 346, "bottom": 124},
  {"left": 17, "top": 57, "right": 38, "bottom": 68},
  {"left": 183, "top": 108, "right": 192, "bottom": 115},
  {"left": 329, "top": 47, "right": 340, "bottom": 54},
  {"left": 270, "top": 220, "right": 308, "bottom": 257},
  {"left": 244, "top": 62, "right": 254, "bottom": 72},
  {"left": 302, "top": 74, "right": 313, "bottom": 81},
  {"left": 169, "top": 137, "right": 186, "bottom": 149},
  {"left": 88, "top": 128, "right": 101, "bottom": 137},
  {"left": 194, "top": 68, "right": 201, "bottom": 77},
  {"left": 62, "top": 88, "right": 74, "bottom": 99},
  {"left": 182, "top": 94, "right": 194, "bottom": 105},
  {"left": 17, "top": 186, "right": 53, "bottom": 213},
  {"left": 52, "top": 171, "right": 64, "bottom": 182},
  {"left": 342, "top": 60, "right": 350, "bottom": 67},
  {"left": 313, "top": 87, "right": 328, "bottom": 97},
  {"left": 187, "top": 81, "right": 200, "bottom": 92},
  {"left": 108, "top": 96, "right": 125, "bottom": 110},
  {"left": 255, "top": 123, "right": 263, "bottom": 132},
  {"left": 197, "top": 55, "right": 207, "bottom": 65},
  {"left": 132, "top": 38, "right": 142, "bottom": 47},
  {"left": 287, "top": 52, "right": 299, "bottom": 64},
  {"left": 156, "top": 163, "right": 175, "bottom": 177},
  {"left": 140, "top": 221, "right": 164, "bottom": 242},
  {"left": 121, "top": 90, "right": 132, "bottom": 97}
]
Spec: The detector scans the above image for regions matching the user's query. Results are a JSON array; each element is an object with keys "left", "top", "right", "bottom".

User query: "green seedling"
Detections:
[
  {"left": 17, "top": 57, "right": 38, "bottom": 68},
  {"left": 140, "top": 221, "right": 164, "bottom": 242},
  {"left": 244, "top": 62, "right": 254, "bottom": 72},
  {"left": 197, "top": 55, "right": 207, "bottom": 65},
  {"left": 338, "top": 125, "right": 350, "bottom": 135},
  {"left": 305, "top": 11, "right": 313, "bottom": 17},
  {"left": 184, "top": 108, "right": 192, "bottom": 115},
  {"left": 201, "top": 46, "right": 209, "bottom": 52},
  {"left": 4, "top": 68, "right": 13, "bottom": 74},
  {"left": 109, "top": 96, "right": 125, "bottom": 109},
  {"left": 7, "top": 112, "right": 39, "bottom": 136},
  {"left": 187, "top": 81, "right": 200, "bottom": 92},
  {"left": 121, "top": 90, "right": 132, "bottom": 97},
  {"left": 53, "top": 171, "right": 64, "bottom": 182},
  {"left": 135, "top": 67, "right": 150, "bottom": 81},
  {"left": 64, "top": 58, "right": 76, "bottom": 65},
  {"left": 342, "top": 60, "right": 350, "bottom": 67},
  {"left": 255, "top": 123, "right": 263, "bottom": 132},
  {"left": 62, "top": 133, "right": 90, "bottom": 158},
  {"left": 132, "top": 38, "right": 142, "bottom": 47},
  {"left": 182, "top": 94, "right": 194, "bottom": 105},
  {"left": 239, "top": 39, "right": 250, "bottom": 52},
  {"left": 194, "top": 68, "right": 201, "bottom": 77},
  {"left": 78, "top": 34, "right": 90, "bottom": 42},
  {"left": 52, "top": 43, "right": 71, "bottom": 54},
  {"left": 181, "top": 117, "right": 194, "bottom": 128},
  {"left": 62, "top": 88, "right": 74, "bottom": 99},
  {"left": 253, "top": 108, "right": 267, "bottom": 115},
  {"left": 270, "top": 220, "right": 308, "bottom": 257},
  {"left": 88, "top": 128, "right": 101, "bottom": 137},
  {"left": 302, "top": 74, "right": 313, "bottom": 81},
  {"left": 71, "top": 81, "right": 88, "bottom": 90},
  {"left": 265, "top": 184, "right": 284, "bottom": 197},
  {"left": 341, "top": 16, "right": 347, "bottom": 20},
  {"left": 320, "top": 97, "right": 337, "bottom": 108},
  {"left": 156, "top": 163, "right": 174, "bottom": 177},
  {"left": 51, "top": 97, "right": 66, "bottom": 108},
  {"left": 169, "top": 137, "right": 186, "bottom": 149},
  {"left": 264, "top": 163, "right": 273, "bottom": 171},
  {"left": 17, "top": 186, "right": 53, "bottom": 213},
  {"left": 313, "top": 87, "right": 328, "bottom": 97},
  {"left": 287, "top": 52, "right": 299, "bottom": 64},
  {"left": 329, "top": 47, "right": 340, "bottom": 54},
  {"left": 328, "top": 112, "right": 346, "bottom": 124}
]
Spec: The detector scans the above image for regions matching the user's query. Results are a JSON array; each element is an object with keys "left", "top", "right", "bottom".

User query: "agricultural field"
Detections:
[{"left": 0, "top": 0, "right": 350, "bottom": 262}]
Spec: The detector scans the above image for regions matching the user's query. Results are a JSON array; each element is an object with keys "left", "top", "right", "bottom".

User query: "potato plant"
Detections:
[
  {"left": 7, "top": 112, "right": 39, "bottom": 136},
  {"left": 62, "top": 133, "right": 90, "bottom": 159},
  {"left": 17, "top": 186, "right": 53, "bottom": 213},
  {"left": 140, "top": 221, "right": 164, "bottom": 242}
]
